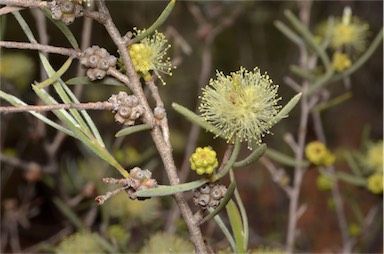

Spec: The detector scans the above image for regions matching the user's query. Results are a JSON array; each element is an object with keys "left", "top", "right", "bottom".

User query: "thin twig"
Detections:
[
  {"left": 96, "top": 1, "right": 208, "bottom": 252},
  {"left": 0, "top": 0, "right": 49, "bottom": 9},
  {"left": 0, "top": 101, "right": 113, "bottom": 113},
  {"left": 0, "top": 41, "right": 79, "bottom": 57}
]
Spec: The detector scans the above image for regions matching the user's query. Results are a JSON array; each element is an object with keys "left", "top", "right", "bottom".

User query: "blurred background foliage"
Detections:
[{"left": 0, "top": 1, "right": 382, "bottom": 253}]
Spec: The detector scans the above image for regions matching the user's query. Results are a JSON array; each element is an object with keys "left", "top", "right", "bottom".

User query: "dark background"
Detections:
[{"left": 1, "top": 1, "right": 383, "bottom": 253}]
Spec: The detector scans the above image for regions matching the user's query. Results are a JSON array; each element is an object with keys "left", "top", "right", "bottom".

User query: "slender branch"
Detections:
[
  {"left": 0, "top": 41, "right": 79, "bottom": 57},
  {"left": 0, "top": 0, "right": 49, "bottom": 9},
  {"left": 0, "top": 101, "right": 113, "bottom": 113},
  {"left": 286, "top": 2, "right": 313, "bottom": 252},
  {"left": 0, "top": 6, "right": 22, "bottom": 15},
  {"left": 96, "top": 1, "right": 208, "bottom": 252}
]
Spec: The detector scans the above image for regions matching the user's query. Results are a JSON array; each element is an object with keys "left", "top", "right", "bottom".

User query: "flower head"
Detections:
[
  {"left": 317, "top": 7, "right": 370, "bottom": 53},
  {"left": 55, "top": 232, "right": 106, "bottom": 253},
  {"left": 199, "top": 67, "right": 281, "bottom": 148},
  {"left": 305, "top": 141, "right": 336, "bottom": 166},
  {"left": 367, "top": 172, "right": 383, "bottom": 194},
  {"left": 190, "top": 147, "right": 218, "bottom": 175},
  {"left": 316, "top": 173, "right": 334, "bottom": 191},
  {"left": 332, "top": 52, "right": 352, "bottom": 72},
  {"left": 365, "top": 140, "right": 383, "bottom": 172},
  {"left": 128, "top": 28, "right": 173, "bottom": 85}
]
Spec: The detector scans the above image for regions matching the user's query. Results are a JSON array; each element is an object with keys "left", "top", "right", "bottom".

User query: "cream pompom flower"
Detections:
[
  {"left": 317, "top": 7, "right": 370, "bottom": 53},
  {"left": 199, "top": 67, "right": 281, "bottom": 148},
  {"left": 128, "top": 28, "right": 173, "bottom": 85}
]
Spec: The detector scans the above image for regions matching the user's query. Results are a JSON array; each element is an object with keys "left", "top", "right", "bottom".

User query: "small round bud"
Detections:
[
  {"left": 154, "top": 106, "right": 166, "bottom": 121},
  {"left": 190, "top": 147, "right": 218, "bottom": 175}
]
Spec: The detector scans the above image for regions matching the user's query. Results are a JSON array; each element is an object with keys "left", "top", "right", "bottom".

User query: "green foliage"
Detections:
[
  {"left": 139, "top": 232, "right": 194, "bottom": 254},
  {"left": 0, "top": 53, "right": 35, "bottom": 88},
  {"left": 55, "top": 232, "right": 106, "bottom": 254}
]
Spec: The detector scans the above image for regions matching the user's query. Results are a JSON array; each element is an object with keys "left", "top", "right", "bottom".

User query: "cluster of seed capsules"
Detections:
[
  {"left": 193, "top": 183, "right": 227, "bottom": 209},
  {"left": 50, "top": 0, "right": 84, "bottom": 25},
  {"left": 80, "top": 46, "right": 117, "bottom": 81},
  {"left": 108, "top": 91, "right": 145, "bottom": 126},
  {"left": 126, "top": 167, "right": 157, "bottom": 200}
]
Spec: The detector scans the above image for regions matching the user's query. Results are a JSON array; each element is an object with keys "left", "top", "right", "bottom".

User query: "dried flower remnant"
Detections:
[
  {"left": 80, "top": 46, "right": 117, "bottom": 81},
  {"left": 193, "top": 183, "right": 227, "bottom": 209},
  {"left": 50, "top": 0, "right": 84, "bottom": 25},
  {"left": 200, "top": 67, "right": 281, "bottom": 148},
  {"left": 108, "top": 92, "right": 145, "bottom": 126},
  {"left": 124, "top": 29, "right": 174, "bottom": 85}
]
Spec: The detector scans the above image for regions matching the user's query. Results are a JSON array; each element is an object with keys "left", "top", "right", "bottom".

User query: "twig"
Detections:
[
  {"left": 260, "top": 157, "right": 292, "bottom": 196},
  {"left": 0, "top": 41, "right": 79, "bottom": 57},
  {"left": 0, "top": 6, "right": 22, "bottom": 16},
  {"left": 0, "top": 101, "right": 113, "bottom": 113},
  {"left": 0, "top": 0, "right": 49, "bottom": 9},
  {"left": 96, "top": 1, "right": 208, "bottom": 252},
  {"left": 146, "top": 79, "right": 171, "bottom": 147}
]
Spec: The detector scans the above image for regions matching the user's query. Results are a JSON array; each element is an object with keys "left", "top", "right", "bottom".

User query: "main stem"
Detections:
[
  {"left": 286, "top": 91, "right": 309, "bottom": 253},
  {"left": 96, "top": 2, "right": 207, "bottom": 252}
]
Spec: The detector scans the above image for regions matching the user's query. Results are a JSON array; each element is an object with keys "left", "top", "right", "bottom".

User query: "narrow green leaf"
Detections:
[
  {"left": 115, "top": 124, "right": 152, "bottom": 137},
  {"left": 199, "top": 181, "right": 237, "bottom": 225},
  {"left": 32, "top": 84, "right": 79, "bottom": 127},
  {"left": 0, "top": 90, "right": 74, "bottom": 137},
  {"left": 344, "top": 194, "right": 365, "bottom": 224},
  {"left": 313, "top": 92, "right": 352, "bottom": 112},
  {"left": 14, "top": 12, "right": 93, "bottom": 138},
  {"left": 230, "top": 169, "right": 248, "bottom": 251},
  {"left": 172, "top": 102, "right": 223, "bottom": 138},
  {"left": 272, "top": 92, "right": 302, "bottom": 124},
  {"left": 233, "top": 143, "right": 266, "bottom": 168},
  {"left": 211, "top": 209, "right": 237, "bottom": 252},
  {"left": 36, "top": 57, "right": 73, "bottom": 88},
  {"left": 66, "top": 76, "right": 124, "bottom": 86},
  {"left": 53, "top": 197, "right": 86, "bottom": 231},
  {"left": 61, "top": 81, "right": 105, "bottom": 146},
  {"left": 129, "top": 0, "right": 176, "bottom": 45},
  {"left": 227, "top": 199, "right": 245, "bottom": 253},
  {"left": 290, "top": 65, "right": 316, "bottom": 81},
  {"left": 284, "top": 10, "right": 331, "bottom": 71},
  {"left": 39, "top": 56, "right": 94, "bottom": 138},
  {"left": 274, "top": 20, "right": 303, "bottom": 47},
  {"left": 336, "top": 172, "right": 366, "bottom": 187},
  {"left": 13, "top": 12, "right": 37, "bottom": 43},
  {"left": 266, "top": 148, "right": 309, "bottom": 168},
  {"left": 135, "top": 179, "right": 209, "bottom": 198},
  {"left": 42, "top": 9, "right": 79, "bottom": 49},
  {"left": 212, "top": 140, "right": 241, "bottom": 181}
]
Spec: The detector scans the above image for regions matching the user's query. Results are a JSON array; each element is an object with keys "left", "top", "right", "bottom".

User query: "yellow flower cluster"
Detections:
[
  {"left": 305, "top": 141, "right": 336, "bottom": 166},
  {"left": 316, "top": 7, "right": 371, "bottom": 73},
  {"left": 199, "top": 67, "right": 281, "bottom": 148},
  {"left": 127, "top": 29, "right": 173, "bottom": 85},
  {"left": 367, "top": 172, "right": 383, "bottom": 194},
  {"left": 316, "top": 173, "right": 334, "bottom": 191},
  {"left": 365, "top": 140, "right": 383, "bottom": 172},
  {"left": 332, "top": 52, "right": 352, "bottom": 72},
  {"left": 190, "top": 147, "right": 218, "bottom": 175}
]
